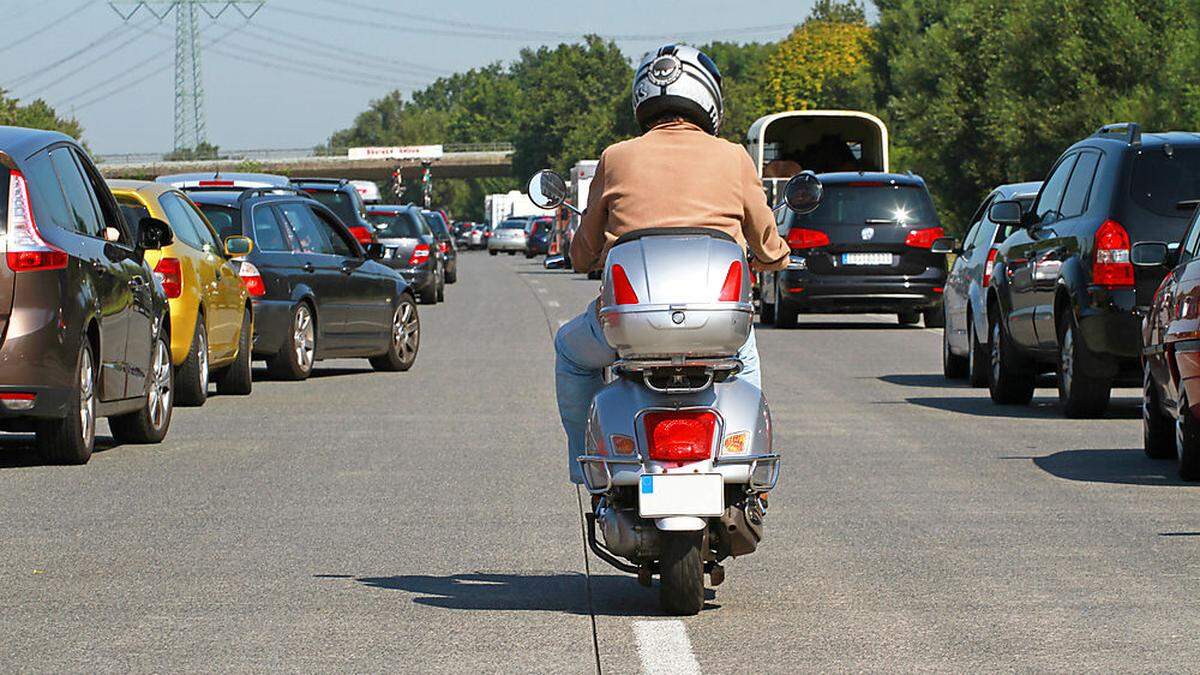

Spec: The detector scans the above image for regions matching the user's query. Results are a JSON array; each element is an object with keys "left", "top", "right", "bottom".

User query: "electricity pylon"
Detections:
[{"left": 109, "top": 1, "right": 264, "bottom": 152}]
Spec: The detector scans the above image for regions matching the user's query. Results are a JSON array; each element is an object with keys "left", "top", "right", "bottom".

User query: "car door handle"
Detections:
[
  {"left": 340, "top": 266, "right": 354, "bottom": 275},
  {"left": 303, "top": 262, "right": 315, "bottom": 273}
]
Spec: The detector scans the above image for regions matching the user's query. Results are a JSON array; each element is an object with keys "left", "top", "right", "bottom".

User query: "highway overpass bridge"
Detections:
[{"left": 96, "top": 143, "right": 514, "bottom": 182}]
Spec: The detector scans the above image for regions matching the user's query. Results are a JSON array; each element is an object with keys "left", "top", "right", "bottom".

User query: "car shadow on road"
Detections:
[
  {"left": 1030, "top": 448, "right": 1199, "bottom": 487},
  {"left": 905, "top": 395, "right": 1142, "bottom": 420},
  {"left": 0, "top": 435, "right": 120, "bottom": 468},
  {"left": 251, "top": 366, "right": 376, "bottom": 381},
  {"left": 755, "top": 321, "right": 917, "bottom": 331},
  {"left": 876, "top": 374, "right": 971, "bottom": 389},
  {"left": 332, "top": 572, "right": 714, "bottom": 617}
]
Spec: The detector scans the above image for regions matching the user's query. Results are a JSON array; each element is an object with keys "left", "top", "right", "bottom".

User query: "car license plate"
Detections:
[
  {"left": 638, "top": 473, "right": 724, "bottom": 518},
  {"left": 842, "top": 252, "right": 892, "bottom": 266}
]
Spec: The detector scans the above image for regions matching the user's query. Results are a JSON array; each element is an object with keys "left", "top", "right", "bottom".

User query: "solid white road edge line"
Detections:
[{"left": 633, "top": 620, "right": 701, "bottom": 675}]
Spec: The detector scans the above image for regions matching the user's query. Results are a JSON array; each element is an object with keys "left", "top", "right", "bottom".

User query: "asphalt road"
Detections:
[{"left": 3, "top": 251, "right": 1199, "bottom": 672}]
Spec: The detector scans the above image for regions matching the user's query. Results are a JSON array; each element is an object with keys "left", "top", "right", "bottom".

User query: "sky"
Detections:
[{"left": 1, "top": 0, "right": 824, "bottom": 155}]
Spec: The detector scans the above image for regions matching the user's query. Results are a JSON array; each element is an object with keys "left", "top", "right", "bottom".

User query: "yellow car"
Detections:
[{"left": 108, "top": 180, "right": 255, "bottom": 406}]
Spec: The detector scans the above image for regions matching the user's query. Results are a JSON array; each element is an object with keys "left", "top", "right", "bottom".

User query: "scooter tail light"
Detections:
[
  {"left": 983, "top": 247, "right": 999, "bottom": 287},
  {"left": 153, "top": 257, "right": 183, "bottom": 299},
  {"left": 611, "top": 264, "right": 639, "bottom": 305},
  {"left": 409, "top": 243, "right": 431, "bottom": 265},
  {"left": 718, "top": 261, "right": 743, "bottom": 302},
  {"left": 238, "top": 261, "right": 266, "bottom": 297},
  {"left": 6, "top": 169, "right": 68, "bottom": 272},
  {"left": 1093, "top": 219, "right": 1135, "bottom": 288},
  {"left": 643, "top": 410, "right": 717, "bottom": 462}
]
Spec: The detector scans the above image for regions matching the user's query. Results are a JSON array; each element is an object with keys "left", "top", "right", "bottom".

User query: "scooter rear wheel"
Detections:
[{"left": 659, "top": 531, "right": 704, "bottom": 616}]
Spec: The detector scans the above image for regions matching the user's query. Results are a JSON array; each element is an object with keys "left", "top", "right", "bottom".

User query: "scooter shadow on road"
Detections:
[
  {"left": 0, "top": 435, "right": 120, "bottom": 468},
  {"left": 904, "top": 396, "right": 1142, "bottom": 420},
  {"left": 1024, "top": 449, "right": 1200, "bottom": 487},
  {"left": 329, "top": 572, "right": 715, "bottom": 617}
]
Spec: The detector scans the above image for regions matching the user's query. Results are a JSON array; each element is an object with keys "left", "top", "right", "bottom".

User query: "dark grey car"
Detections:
[
  {"left": 366, "top": 205, "right": 443, "bottom": 305},
  {"left": 0, "top": 126, "right": 176, "bottom": 464}
]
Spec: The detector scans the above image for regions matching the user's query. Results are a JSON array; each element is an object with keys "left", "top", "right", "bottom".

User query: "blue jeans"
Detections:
[{"left": 554, "top": 300, "right": 761, "bottom": 484}]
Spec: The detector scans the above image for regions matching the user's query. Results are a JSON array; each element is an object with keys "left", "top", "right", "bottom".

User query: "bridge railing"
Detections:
[{"left": 96, "top": 142, "right": 515, "bottom": 165}]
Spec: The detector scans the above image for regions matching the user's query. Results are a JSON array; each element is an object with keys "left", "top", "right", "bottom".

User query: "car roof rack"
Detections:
[
  {"left": 290, "top": 177, "right": 349, "bottom": 186},
  {"left": 236, "top": 186, "right": 310, "bottom": 203},
  {"left": 1092, "top": 122, "right": 1141, "bottom": 145}
]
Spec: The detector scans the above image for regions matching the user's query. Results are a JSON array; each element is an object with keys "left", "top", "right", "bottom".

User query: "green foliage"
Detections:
[
  {"left": 699, "top": 41, "right": 775, "bottom": 142},
  {"left": 0, "top": 89, "right": 82, "bottom": 140},
  {"left": 164, "top": 141, "right": 220, "bottom": 161}
]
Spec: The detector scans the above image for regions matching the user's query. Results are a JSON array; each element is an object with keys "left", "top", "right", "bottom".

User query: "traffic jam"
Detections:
[{"left": 4, "top": 5, "right": 1200, "bottom": 672}]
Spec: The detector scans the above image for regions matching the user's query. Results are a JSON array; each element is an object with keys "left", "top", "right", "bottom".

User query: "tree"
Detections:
[
  {"left": 0, "top": 89, "right": 82, "bottom": 140},
  {"left": 763, "top": 9, "right": 874, "bottom": 113},
  {"left": 164, "top": 141, "right": 220, "bottom": 161},
  {"left": 699, "top": 41, "right": 775, "bottom": 142}
]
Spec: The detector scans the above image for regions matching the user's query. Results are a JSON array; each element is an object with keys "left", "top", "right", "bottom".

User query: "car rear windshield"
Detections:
[
  {"left": 367, "top": 211, "right": 423, "bottom": 238},
  {"left": 790, "top": 184, "right": 939, "bottom": 228},
  {"left": 196, "top": 204, "right": 242, "bottom": 240},
  {"left": 423, "top": 213, "right": 449, "bottom": 236},
  {"left": 304, "top": 189, "right": 358, "bottom": 227},
  {"left": 500, "top": 220, "right": 526, "bottom": 229},
  {"left": 1130, "top": 147, "right": 1200, "bottom": 217}
]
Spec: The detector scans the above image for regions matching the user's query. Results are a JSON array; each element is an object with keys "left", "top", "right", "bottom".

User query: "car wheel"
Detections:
[
  {"left": 507, "top": 251, "right": 516, "bottom": 256},
  {"left": 176, "top": 317, "right": 209, "bottom": 407},
  {"left": 897, "top": 310, "right": 921, "bottom": 326},
  {"left": 436, "top": 274, "right": 445, "bottom": 302},
  {"left": 370, "top": 295, "right": 420, "bottom": 372},
  {"left": 489, "top": 249, "right": 498, "bottom": 256},
  {"left": 525, "top": 250, "right": 534, "bottom": 259},
  {"left": 967, "top": 316, "right": 989, "bottom": 388},
  {"left": 1144, "top": 358, "right": 1175, "bottom": 459},
  {"left": 759, "top": 276, "right": 776, "bottom": 324},
  {"left": 445, "top": 266, "right": 457, "bottom": 284},
  {"left": 943, "top": 315, "right": 968, "bottom": 379},
  {"left": 1177, "top": 395, "right": 1200, "bottom": 481},
  {"left": 988, "top": 310, "right": 1035, "bottom": 405},
  {"left": 36, "top": 340, "right": 96, "bottom": 465},
  {"left": 1057, "top": 311, "right": 1111, "bottom": 418},
  {"left": 266, "top": 302, "right": 315, "bottom": 381},
  {"left": 215, "top": 307, "right": 253, "bottom": 396},
  {"left": 923, "top": 306, "right": 945, "bottom": 328},
  {"left": 773, "top": 283, "right": 799, "bottom": 329},
  {"left": 109, "top": 331, "right": 173, "bottom": 444}
]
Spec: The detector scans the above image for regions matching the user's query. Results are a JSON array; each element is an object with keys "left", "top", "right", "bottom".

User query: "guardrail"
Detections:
[{"left": 96, "top": 142, "right": 515, "bottom": 165}]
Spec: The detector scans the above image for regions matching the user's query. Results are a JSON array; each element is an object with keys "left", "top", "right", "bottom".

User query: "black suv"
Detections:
[
  {"left": 291, "top": 178, "right": 377, "bottom": 247},
  {"left": 758, "top": 172, "right": 947, "bottom": 328},
  {"left": 987, "top": 123, "right": 1200, "bottom": 417}
]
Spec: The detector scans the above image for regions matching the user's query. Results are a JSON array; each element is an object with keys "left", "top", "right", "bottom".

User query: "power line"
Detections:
[
  {"left": 0, "top": 0, "right": 97, "bottom": 56},
  {"left": 237, "top": 23, "right": 451, "bottom": 78},
  {"left": 22, "top": 18, "right": 160, "bottom": 99},
  {"left": 7, "top": 20, "right": 153, "bottom": 92}
]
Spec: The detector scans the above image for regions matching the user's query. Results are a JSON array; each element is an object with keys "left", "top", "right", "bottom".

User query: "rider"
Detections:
[{"left": 555, "top": 44, "right": 791, "bottom": 484}]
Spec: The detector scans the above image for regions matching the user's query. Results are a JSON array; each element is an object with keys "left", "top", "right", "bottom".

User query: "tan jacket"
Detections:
[{"left": 570, "top": 120, "right": 791, "bottom": 273}]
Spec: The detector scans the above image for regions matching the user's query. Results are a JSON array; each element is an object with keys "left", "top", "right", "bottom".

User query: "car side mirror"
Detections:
[
  {"left": 1132, "top": 241, "right": 1170, "bottom": 267},
  {"left": 544, "top": 255, "right": 568, "bottom": 270},
  {"left": 224, "top": 235, "right": 253, "bottom": 258},
  {"left": 782, "top": 171, "right": 823, "bottom": 214},
  {"left": 138, "top": 217, "right": 173, "bottom": 250},
  {"left": 364, "top": 242, "right": 386, "bottom": 260},
  {"left": 930, "top": 237, "right": 959, "bottom": 255},
  {"left": 527, "top": 169, "right": 568, "bottom": 209},
  {"left": 988, "top": 200, "right": 1024, "bottom": 226}
]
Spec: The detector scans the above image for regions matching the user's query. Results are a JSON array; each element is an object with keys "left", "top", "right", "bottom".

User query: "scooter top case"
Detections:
[{"left": 599, "top": 228, "right": 753, "bottom": 361}]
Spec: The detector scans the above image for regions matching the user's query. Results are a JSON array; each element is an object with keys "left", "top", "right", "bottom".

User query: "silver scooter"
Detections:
[{"left": 529, "top": 169, "right": 822, "bottom": 615}]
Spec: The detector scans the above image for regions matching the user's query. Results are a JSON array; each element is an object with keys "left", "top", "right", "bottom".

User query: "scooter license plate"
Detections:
[{"left": 638, "top": 474, "right": 724, "bottom": 518}]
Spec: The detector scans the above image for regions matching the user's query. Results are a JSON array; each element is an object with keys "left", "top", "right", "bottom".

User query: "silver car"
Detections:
[{"left": 488, "top": 217, "right": 529, "bottom": 255}]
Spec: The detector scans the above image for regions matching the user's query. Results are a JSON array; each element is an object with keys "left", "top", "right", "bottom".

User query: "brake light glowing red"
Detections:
[
  {"left": 611, "top": 264, "right": 639, "bottom": 305},
  {"left": 643, "top": 410, "right": 717, "bottom": 462},
  {"left": 198, "top": 180, "right": 234, "bottom": 187},
  {"left": 904, "top": 226, "right": 946, "bottom": 249},
  {"left": 409, "top": 243, "right": 431, "bottom": 265},
  {"left": 153, "top": 257, "right": 182, "bottom": 298},
  {"left": 6, "top": 170, "right": 68, "bottom": 272},
  {"left": 786, "top": 227, "right": 830, "bottom": 250},
  {"left": 0, "top": 392, "right": 35, "bottom": 401},
  {"left": 348, "top": 225, "right": 374, "bottom": 245},
  {"left": 983, "top": 247, "right": 999, "bottom": 287},
  {"left": 719, "top": 261, "right": 742, "bottom": 301},
  {"left": 437, "top": 241, "right": 449, "bottom": 254},
  {"left": 1093, "top": 220, "right": 1134, "bottom": 288},
  {"left": 238, "top": 261, "right": 266, "bottom": 297}
]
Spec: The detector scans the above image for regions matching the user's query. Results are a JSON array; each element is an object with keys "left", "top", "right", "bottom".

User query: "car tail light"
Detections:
[
  {"left": 348, "top": 225, "right": 374, "bottom": 245},
  {"left": 198, "top": 179, "right": 235, "bottom": 187},
  {"left": 983, "top": 247, "right": 999, "bottom": 287},
  {"left": 718, "top": 261, "right": 742, "bottom": 301},
  {"left": 904, "top": 226, "right": 946, "bottom": 249},
  {"left": 1093, "top": 219, "right": 1134, "bottom": 288},
  {"left": 238, "top": 261, "right": 266, "bottom": 297},
  {"left": 786, "top": 227, "right": 830, "bottom": 250},
  {"left": 643, "top": 410, "right": 717, "bottom": 462},
  {"left": 437, "top": 241, "right": 449, "bottom": 254},
  {"left": 153, "top": 257, "right": 182, "bottom": 299},
  {"left": 0, "top": 391, "right": 35, "bottom": 411},
  {"left": 6, "top": 169, "right": 68, "bottom": 272},
  {"left": 610, "top": 264, "right": 639, "bottom": 305},
  {"left": 409, "top": 243, "right": 431, "bottom": 265}
]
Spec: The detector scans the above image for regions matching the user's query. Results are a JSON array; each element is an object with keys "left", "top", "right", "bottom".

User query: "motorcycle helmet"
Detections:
[{"left": 632, "top": 44, "right": 723, "bottom": 135}]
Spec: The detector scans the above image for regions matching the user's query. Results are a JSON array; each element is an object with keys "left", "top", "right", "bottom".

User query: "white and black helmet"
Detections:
[{"left": 632, "top": 44, "right": 723, "bottom": 135}]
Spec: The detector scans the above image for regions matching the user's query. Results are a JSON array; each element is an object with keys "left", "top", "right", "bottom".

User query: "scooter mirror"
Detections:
[
  {"left": 527, "top": 169, "right": 568, "bottom": 210},
  {"left": 782, "top": 171, "right": 823, "bottom": 215}
]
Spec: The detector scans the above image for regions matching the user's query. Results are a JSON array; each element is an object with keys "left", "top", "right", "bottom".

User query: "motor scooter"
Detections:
[{"left": 530, "top": 169, "right": 821, "bottom": 615}]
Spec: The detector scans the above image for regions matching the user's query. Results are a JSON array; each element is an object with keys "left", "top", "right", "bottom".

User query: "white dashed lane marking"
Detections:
[{"left": 633, "top": 620, "right": 701, "bottom": 675}]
